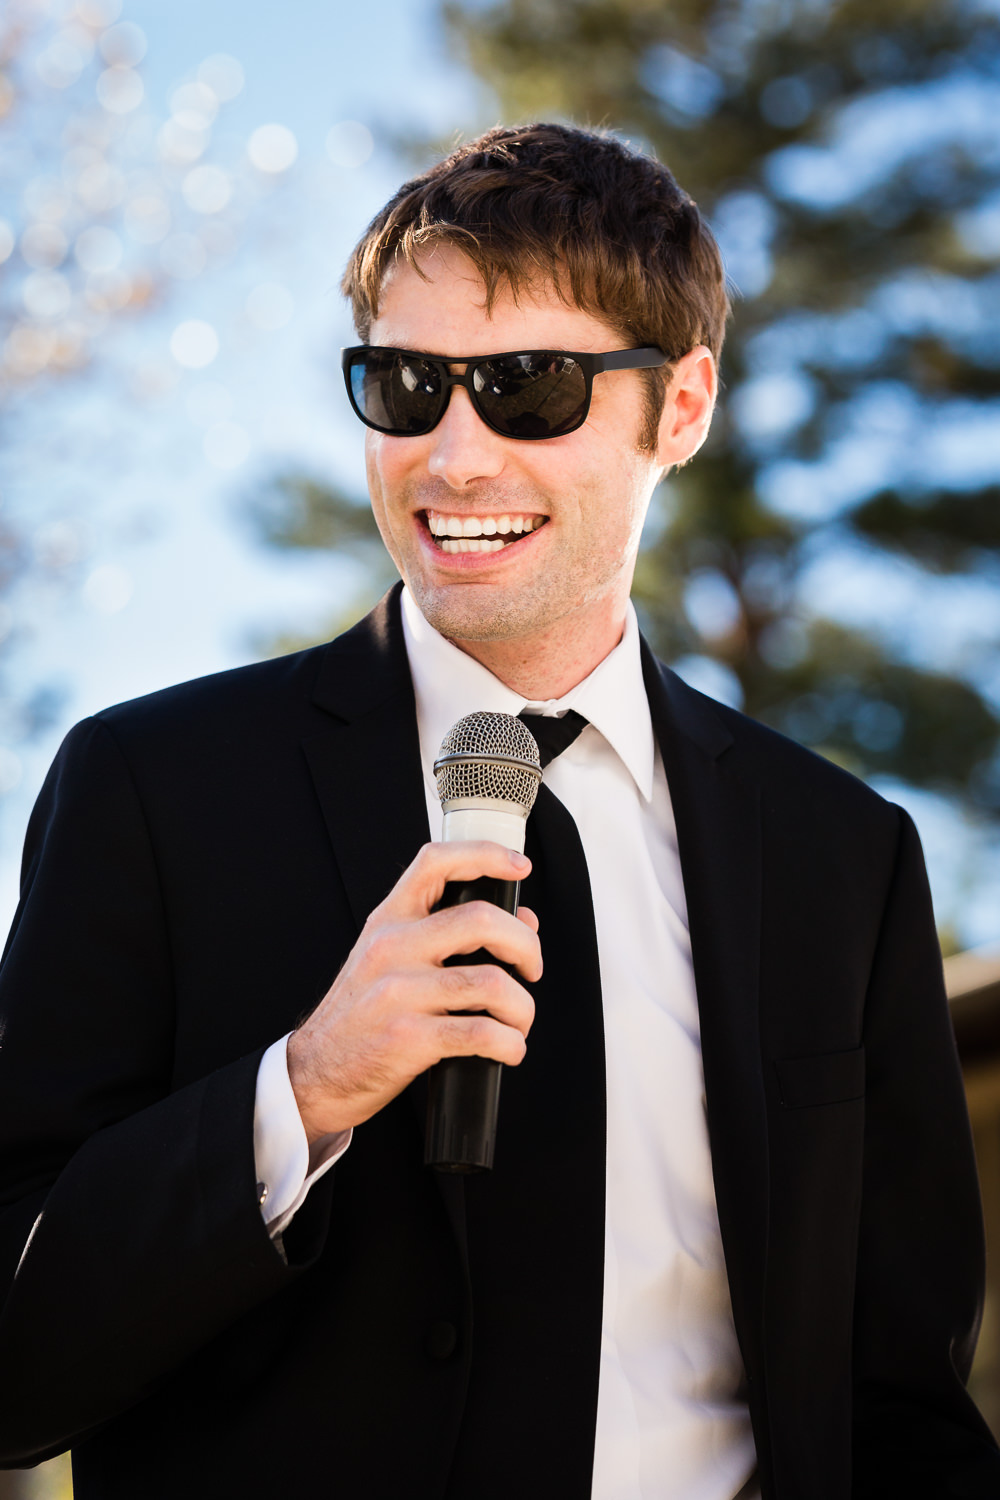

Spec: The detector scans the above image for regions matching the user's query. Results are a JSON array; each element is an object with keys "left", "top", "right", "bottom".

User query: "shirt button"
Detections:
[
  {"left": 257, "top": 1181, "right": 269, "bottom": 1207},
  {"left": 424, "top": 1320, "right": 458, "bottom": 1361}
]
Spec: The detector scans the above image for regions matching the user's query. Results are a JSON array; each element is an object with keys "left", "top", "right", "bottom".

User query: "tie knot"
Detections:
[{"left": 518, "top": 709, "right": 589, "bottom": 769}]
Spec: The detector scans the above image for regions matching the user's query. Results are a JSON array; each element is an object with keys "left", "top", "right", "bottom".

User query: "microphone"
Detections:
[{"left": 424, "top": 712, "right": 542, "bottom": 1173}]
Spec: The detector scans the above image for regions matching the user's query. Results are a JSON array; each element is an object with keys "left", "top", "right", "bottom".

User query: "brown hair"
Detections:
[{"left": 341, "top": 122, "right": 729, "bottom": 447}]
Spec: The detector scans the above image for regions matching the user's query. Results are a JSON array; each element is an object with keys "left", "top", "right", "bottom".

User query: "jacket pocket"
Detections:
[{"left": 774, "top": 1046, "right": 865, "bottom": 1108}]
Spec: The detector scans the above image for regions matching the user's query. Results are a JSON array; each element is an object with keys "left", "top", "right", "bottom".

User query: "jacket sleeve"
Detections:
[
  {"left": 0, "top": 718, "right": 332, "bottom": 1466},
  {"left": 851, "top": 807, "right": 1000, "bottom": 1494}
]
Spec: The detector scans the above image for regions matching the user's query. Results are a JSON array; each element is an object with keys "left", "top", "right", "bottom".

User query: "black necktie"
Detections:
[
  {"left": 447, "top": 706, "right": 606, "bottom": 1499},
  {"left": 518, "top": 708, "right": 589, "bottom": 769}
]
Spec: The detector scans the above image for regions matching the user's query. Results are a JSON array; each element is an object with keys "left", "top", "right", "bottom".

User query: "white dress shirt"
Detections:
[{"left": 253, "top": 587, "right": 758, "bottom": 1499}]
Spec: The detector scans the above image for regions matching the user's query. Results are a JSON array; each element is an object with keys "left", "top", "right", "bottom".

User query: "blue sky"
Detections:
[{"left": 0, "top": 0, "right": 488, "bottom": 925}]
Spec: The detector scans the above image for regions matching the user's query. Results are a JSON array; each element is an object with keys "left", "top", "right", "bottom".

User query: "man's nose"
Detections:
[{"left": 425, "top": 385, "right": 506, "bottom": 489}]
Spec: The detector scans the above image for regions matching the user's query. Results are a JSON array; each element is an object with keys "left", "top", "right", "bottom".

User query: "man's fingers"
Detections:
[
  {"left": 370, "top": 962, "right": 535, "bottom": 1038},
  {"left": 359, "top": 901, "right": 542, "bottom": 984},
  {"left": 353, "top": 940, "right": 537, "bottom": 1032},
  {"left": 423, "top": 900, "right": 542, "bottom": 980},
  {"left": 378, "top": 840, "right": 531, "bottom": 920},
  {"left": 435, "top": 1011, "right": 529, "bottom": 1067},
  {"left": 436, "top": 962, "right": 535, "bottom": 1036},
  {"left": 291, "top": 842, "right": 540, "bottom": 1139}
]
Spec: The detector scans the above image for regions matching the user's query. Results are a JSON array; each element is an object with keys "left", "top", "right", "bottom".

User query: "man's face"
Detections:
[{"left": 364, "top": 243, "right": 667, "bottom": 664}]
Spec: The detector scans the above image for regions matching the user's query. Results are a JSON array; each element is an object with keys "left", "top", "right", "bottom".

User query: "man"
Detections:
[{"left": 0, "top": 123, "right": 996, "bottom": 1499}]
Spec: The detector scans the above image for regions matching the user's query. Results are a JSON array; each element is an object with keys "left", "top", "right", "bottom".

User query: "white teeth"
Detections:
[
  {"left": 425, "top": 511, "right": 548, "bottom": 545},
  {"left": 440, "top": 537, "right": 505, "bottom": 554}
]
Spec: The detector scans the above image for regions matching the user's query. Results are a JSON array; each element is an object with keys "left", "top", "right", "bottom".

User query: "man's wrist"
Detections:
[
  {"left": 254, "top": 1033, "right": 352, "bottom": 1236},
  {"left": 286, "top": 1027, "right": 357, "bottom": 1145}
]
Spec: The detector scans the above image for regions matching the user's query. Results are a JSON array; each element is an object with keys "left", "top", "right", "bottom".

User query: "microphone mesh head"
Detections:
[{"left": 434, "top": 711, "right": 541, "bottom": 815}]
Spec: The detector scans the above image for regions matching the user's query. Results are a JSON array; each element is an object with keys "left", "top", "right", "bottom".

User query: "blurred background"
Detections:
[{"left": 1, "top": 0, "right": 999, "bottom": 1491}]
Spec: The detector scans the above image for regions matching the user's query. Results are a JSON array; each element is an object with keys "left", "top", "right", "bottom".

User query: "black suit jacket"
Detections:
[{"left": 0, "top": 586, "right": 997, "bottom": 1499}]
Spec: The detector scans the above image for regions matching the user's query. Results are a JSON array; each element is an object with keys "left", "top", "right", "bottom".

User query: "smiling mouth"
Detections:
[{"left": 423, "top": 510, "right": 548, "bottom": 554}]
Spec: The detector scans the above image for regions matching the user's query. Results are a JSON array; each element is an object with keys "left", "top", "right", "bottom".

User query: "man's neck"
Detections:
[{"left": 444, "top": 610, "right": 628, "bottom": 700}]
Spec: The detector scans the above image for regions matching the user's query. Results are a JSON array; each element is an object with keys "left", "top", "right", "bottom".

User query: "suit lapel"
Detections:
[
  {"left": 303, "top": 585, "right": 430, "bottom": 934},
  {"left": 642, "top": 644, "right": 769, "bottom": 1397}
]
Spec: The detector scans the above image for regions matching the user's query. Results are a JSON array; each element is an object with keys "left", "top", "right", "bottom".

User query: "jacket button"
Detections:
[{"left": 424, "top": 1320, "right": 458, "bottom": 1360}]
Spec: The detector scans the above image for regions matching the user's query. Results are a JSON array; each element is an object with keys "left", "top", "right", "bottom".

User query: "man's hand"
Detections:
[{"left": 286, "top": 841, "right": 541, "bottom": 1144}]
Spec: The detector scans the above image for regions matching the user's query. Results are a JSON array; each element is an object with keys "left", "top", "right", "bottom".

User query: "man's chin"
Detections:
[
  {"left": 406, "top": 578, "right": 533, "bottom": 644},
  {"left": 405, "top": 566, "right": 612, "bottom": 653}
]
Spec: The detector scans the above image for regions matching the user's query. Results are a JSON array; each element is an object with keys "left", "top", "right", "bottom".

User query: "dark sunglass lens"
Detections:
[
  {"left": 350, "top": 351, "right": 444, "bottom": 435},
  {"left": 473, "top": 354, "right": 588, "bottom": 438}
]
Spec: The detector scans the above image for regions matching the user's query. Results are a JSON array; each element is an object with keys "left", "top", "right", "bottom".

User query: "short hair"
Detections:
[{"left": 341, "top": 122, "right": 729, "bottom": 447}]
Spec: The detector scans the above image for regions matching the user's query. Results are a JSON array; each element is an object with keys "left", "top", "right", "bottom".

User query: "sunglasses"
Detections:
[{"left": 341, "top": 344, "right": 668, "bottom": 441}]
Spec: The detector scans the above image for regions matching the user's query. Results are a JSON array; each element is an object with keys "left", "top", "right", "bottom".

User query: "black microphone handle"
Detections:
[{"left": 424, "top": 873, "right": 520, "bottom": 1173}]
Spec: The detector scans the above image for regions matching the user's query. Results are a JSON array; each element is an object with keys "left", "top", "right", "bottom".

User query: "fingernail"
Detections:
[{"left": 513, "top": 852, "right": 530, "bottom": 871}]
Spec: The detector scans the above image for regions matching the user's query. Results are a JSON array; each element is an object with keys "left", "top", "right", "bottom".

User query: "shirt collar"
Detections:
[{"left": 400, "top": 586, "right": 655, "bottom": 802}]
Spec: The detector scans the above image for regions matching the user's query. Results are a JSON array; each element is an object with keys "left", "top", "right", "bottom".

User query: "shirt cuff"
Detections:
[{"left": 253, "top": 1032, "right": 352, "bottom": 1239}]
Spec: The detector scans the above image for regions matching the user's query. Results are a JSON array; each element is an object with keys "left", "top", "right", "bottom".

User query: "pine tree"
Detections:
[{"left": 435, "top": 0, "right": 1000, "bottom": 813}]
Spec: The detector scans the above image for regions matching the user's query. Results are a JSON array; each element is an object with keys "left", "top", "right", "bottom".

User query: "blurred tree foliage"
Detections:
[
  {"left": 252, "top": 0, "right": 1000, "bottom": 818},
  {"left": 248, "top": 474, "right": 398, "bottom": 649}
]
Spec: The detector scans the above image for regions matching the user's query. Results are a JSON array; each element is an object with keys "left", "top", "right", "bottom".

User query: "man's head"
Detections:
[
  {"left": 343, "top": 121, "right": 729, "bottom": 450},
  {"left": 341, "top": 123, "right": 726, "bottom": 696}
]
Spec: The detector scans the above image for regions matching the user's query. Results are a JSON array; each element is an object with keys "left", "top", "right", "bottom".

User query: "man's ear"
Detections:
[{"left": 655, "top": 346, "right": 718, "bottom": 469}]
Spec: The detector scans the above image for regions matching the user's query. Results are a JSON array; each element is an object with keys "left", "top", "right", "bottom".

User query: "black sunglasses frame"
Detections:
[{"left": 341, "top": 345, "right": 669, "bottom": 441}]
